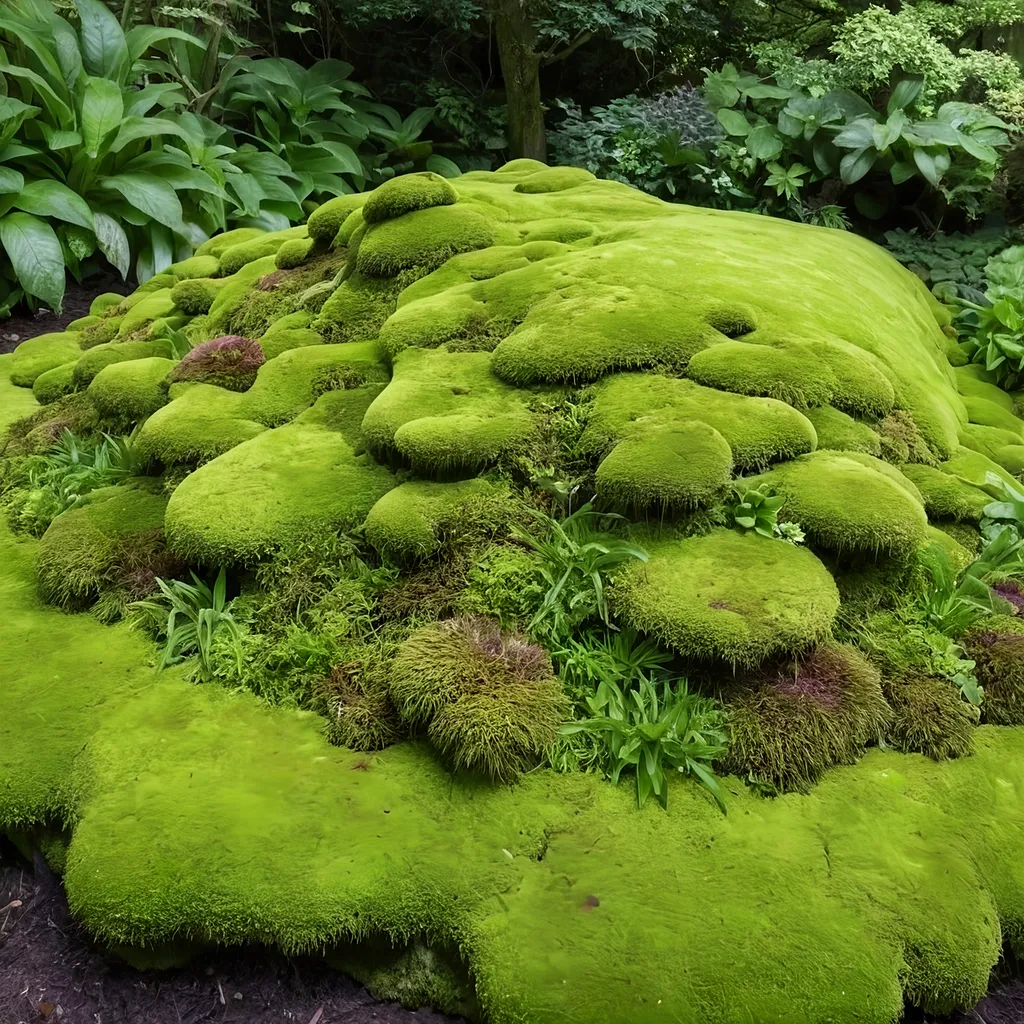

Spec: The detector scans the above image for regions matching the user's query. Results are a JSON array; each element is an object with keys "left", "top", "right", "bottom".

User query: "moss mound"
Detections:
[
  {"left": 87, "top": 357, "right": 176, "bottom": 420},
  {"left": 966, "top": 615, "right": 1024, "bottom": 726}
]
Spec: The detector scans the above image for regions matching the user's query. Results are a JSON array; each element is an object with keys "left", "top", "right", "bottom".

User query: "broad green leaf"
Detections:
[
  {"left": 703, "top": 69, "right": 740, "bottom": 111},
  {"left": 110, "top": 116, "right": 190, "bottom": 153},
  {"left": 0, "top": 211, "right": 65, "bottom": 310},
  {"left": 0, "top": 167, "right": 25, "bottom": 195},
  {"left": 400, "top": 106, "right": 435, "bottom": 142},
  {"left": 93, "top": 210, "right": 129, "bottom": 277},
  {"left": 839, "top": 147, "right": 877, "bottom": 184},
  {"left": 912, "top": 146, "right": 942, "bottom": 185},
  {"left": 716, "top": 107, "right": 751, "bottom": 137},
  {"left": 14, "top": 179, "right": 94, "bottom": 229},
  {"left": 744, "top": 123, "right": 783, "bottom": 160},
  {"left": 125, "top": 25, "right": 205, "bottom": 63},
  {"left": 890, "top": 160, "right": 917, "bottom": 185},
  {"left": 0, "top": 96, "right": 41, "bottom": 125},
  {"left": 124, "top": 82, "right": 186, "bottom": 118},
  {"left": 744, "top": 83, "right": 794, "bottom": 100},
  {"left": 156, "top": 165, "right": 229, "bottom": 198},
  {"left": 40, "top": 125, "right": 82, "bottom": 151},
  {"left": 887, "top": 76, "right": 924, "bottom": 115},
  {"left": 99, "top": 173, "right": 183, "bottom": 231},
  {"left": 50, "top": 13, "right": 83, "bottom": 87},
  {"left": 75, "top": 0, "right": 129, "bottom": 82},
  {"left": 227, "top": 174, "right": 266, "bottom": 217},
  {"left": 425, "top": 154, "right": 462, "bottom": 178},
  {"left": 81, "top": 76, "right": 124, "bottom": 158},
  {"left": 833, "top": 117, "right": 877, "bottom": 151},
  {"left": 0, "top": 62, "right": 74, "bottom": 128},
  {"left": 956, "top": 130, "right": 998, "bottom": 164}
]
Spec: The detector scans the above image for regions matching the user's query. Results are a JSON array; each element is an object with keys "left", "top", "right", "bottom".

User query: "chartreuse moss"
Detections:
[
  {"left": 10, "top": 332, "right": 83, "bottom": 386},
  {"left": 134, "top": 384, "right": 267, "bottom": 466},
  {"left": 35, "top": 484, "right": 167, "bottom": 609},
  {"left": 900, "top": 463, "right": 990, "bottom": 521},
  {"left": 170, "top": 277, "right": 222, "bottom": 316},
  {"left": 580, "top": 373, "right": 817, "bottom": 471},
  {"left": 167, "top": 254, "right": 220, "bottom": 280},
  {"left": 306, "top": 193, "right": 366, "bottom": 242},
  {"left": 966, "top": 615, "right": 1024, "bottom": 726},
  {"left": 361, "top": 347, "right": 534, "bottom": 475},
  {"left": 87, "top": 358, "right": 176, "bottom": 420},
  {"left": 361, "top": 171, "right": 457, "bottom": 224},
  {"left": 71, "top": 339, "right": 174, "bottom": 387},
  {"left": 32, "top": 360, "right": 79, "bottom": 404},
  {"left": 194, "top": 226, "right": 265, "bottom": 258},
  {"left": 612, "top": 529, "right": 840, "bottom": 666},
  {"left": 217, "top": 226, "right": 308, "bottom": 276},
  {"left": 804, "top": 406, "right": 881, "bottom": 455},
  {"left": 115, "top": 289, "right": 180, "bottom": 339},
  {"left": 164, "top": 392, "right": 394, "bottom": 563},
  {"left": 238, "top": 342, "right": 388, "bottom": 426}
]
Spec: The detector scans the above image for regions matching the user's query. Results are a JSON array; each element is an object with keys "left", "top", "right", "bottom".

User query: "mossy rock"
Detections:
[
  {"left": 88, "top": 357, "right": 176, "bottom": 420},
  {"left": 10, "top": 332, "right": 83, "bottom": 386},
  {"left": 613, "top": 529, "right": 840, "bottom": 666},
  {"left": 32, "top": 360, "right": 79, "bottom": 404},
  {"left": 306, "top": 193, "right": 366, "bottom": 242},
  {"left": 362, "top": 171, "right": 458, "bottom": 224},
  {"left": 72, "top": 339, "right": 173, "bottom": 387}
]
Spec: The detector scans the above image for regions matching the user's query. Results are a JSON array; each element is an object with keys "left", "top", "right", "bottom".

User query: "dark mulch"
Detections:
[
  {"left": 0, "top": 275, "right": 128, "bottom": 355},
  {"left": 0, "top": 851, "right": 461, "bottom": 1024}
]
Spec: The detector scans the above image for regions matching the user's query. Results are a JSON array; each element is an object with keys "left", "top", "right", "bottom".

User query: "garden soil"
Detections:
[{"left": 0, "top": 853, "right": 462, "bottom": 1024}]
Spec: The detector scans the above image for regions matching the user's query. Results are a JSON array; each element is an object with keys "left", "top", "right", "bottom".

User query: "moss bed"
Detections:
[{"left": 3, "top": 161, "right": 1024, "bottom": 1022}]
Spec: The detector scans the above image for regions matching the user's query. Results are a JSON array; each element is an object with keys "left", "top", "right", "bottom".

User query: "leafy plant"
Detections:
[
  {"left": 883, "top": 228, "right": 1010, "bottom": 304},
  {"left": 513, "top": 502, "right": 647, "bottom": 639},
  {"left": 560, "top": 675, "right": 729, "bottom": 811},
  {"left": 129, "top": 567, "right": 242, "bottom": 679},
  {"left": 554, "top": 626, "right": 672, "bottom": 698},
  {"left": 730, "top": 484, "right": 786, "bottom": 537}
]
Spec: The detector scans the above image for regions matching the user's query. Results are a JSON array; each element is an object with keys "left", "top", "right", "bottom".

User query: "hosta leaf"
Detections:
[
  {"left": 425, "top": 154, "right": 462, "bottom": 178},
  {"left": 92, "top": 210, "right": 130, "bottom": 277},
  {"left": 81, "top": 76, "right": 124, "bottom": 158},
  {"left": 717, "top": 107, "right": 751, "bottom": 137},
  {"left": 0, "top": 211, "right": 65, "bottom": 310},
  {"left": 14, "top": 179, "right": 95, "bottom": 229},
  {"left": 110, "top": 116, "right": 191, "bottom": 153},
  {"left": 99, "top": 173, "right": 184, "bottom": 231},
  {"left": 0, "top": 167, "right": 25, "bottom": 195},
  {"left": 75, "top": 0, "right": 130, "bottom": 82}
]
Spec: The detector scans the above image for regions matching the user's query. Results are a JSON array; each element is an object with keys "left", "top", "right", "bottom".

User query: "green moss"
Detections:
[
  {"left": 364, "top": 479, "right": 506, "bottom": 562},
  {"left": 218, "top": 226, "right": 308, "bottom": 276},
  {"left": 32, "top": 360, "right": 78, "bottom": 404},
  {"left": 206, "top": 255, "right": 280, "bottom": 329},
  {"left": 164, "top": 398, "right": 395, "bottom": 563},
  {"left": 258, "top": 327, "right": 324, "bottom": 360},
  {"left": 79, "top": 316, "right": 122, "bottom": 349},
  {"left": 883, "top": 675, "right": 977, "bottom": 760},
  {"left": 312, "top": 271, "right": 407, "bottom": 346},
  {"left": 170, "top": 277, "right": 221, "bottom": 315},
  {"left": 513, "top": 166, "right": 596, "bottom": 193},
  {"left": 115, "top": 289, "right": 179, "bottom": 339},
  {"left": 237, "top": 342, "right": 387, "bottom": 427},
  {"left": 306, "top": 193, "right": 366, "bottom": 242},
  {"left": 89, "top": 292, "right": 125, "bottom": 316},
  {"left": 390, "top": 617, "right": 569, "bottom": 781},
  {"left": 66, "top": 314, "right": 98, "bottom": 331},
  {"left": 361, "top": 347, "right": 534, "bottom": 476},
  {"left": 194, "top": 226, "right": 266, "bottom": 258},
  {"left": 87, "top": 357, "right": 176, "bottom": 420},
  {"left": 72, "top": 339, "right": 173, "bottom": 387},
  {"left": 963, "top": 395, "right": 1024, "bottom": 438},
  {"left": 900, "top": 463, "right": 990, "bottom": 521},
  {"left": 134, "top": 384, "right": 267, "bottom": 466},
  {"left": 581, "top": 373, "right": 817, "bottom": 471},
  {"left": 720, "top": 644, "right": 891, "bottom": 792},
  {"left": 457, "top": 544, "right": 541, "bottom": 630},
  {"left": 315, "top": 665, "right": 404, "bottom": 752},
  {"left": 36, "top": 484, "right": 167, "bottom": 609},
  {"left": 595, "top": 423, "right": 733, "bottom": 513},
  {"left": 10, "top": 332, "right": 83, "bottom": 386},
  {"left": 363, "top": 172, "right": 458, "bottom": 224},
  {"left": 357, "top": 205, "right": 499, "bottom": 278},
  {"left": 804, "top": 406, "right": 881, "bottom": 454},
  {"left": 965, "top": 615, "right": 1024, "bottom": 726},
  {"left": 168, "top": 254, "right": 221, "bottom": 280},
  {"left": 751, "top": 452, "right": 928, "bottom": 557},
  {"left": 613, "top": 529, "right": 840, "bottom": 666},
  {"left": 275, "top": 236, "right": 315, "bottom": 269}
]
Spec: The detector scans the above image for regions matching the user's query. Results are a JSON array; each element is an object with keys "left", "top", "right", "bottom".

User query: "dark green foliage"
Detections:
[
  {"left": 719, "top": 644, "right": 892, "bottom": 794},
  {"left": 882, "top": 675, "right": 977, "bottom": 761},
  {"left": 561, "top": 675, "right": 728, "bottom": 810},
  {"left": 883, "top": 228, "right": 1010, "bottom": 304},
  {"left": 389, "top": 616, "right": 570, "bottom": 781},
  {"left": 457, "top": 544, "right": 542, "bottom": 630}
]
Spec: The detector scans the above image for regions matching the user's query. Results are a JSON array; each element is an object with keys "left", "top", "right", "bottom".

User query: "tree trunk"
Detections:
[{"left": 493, "top": 0, "right": 547, "bottom": 162}]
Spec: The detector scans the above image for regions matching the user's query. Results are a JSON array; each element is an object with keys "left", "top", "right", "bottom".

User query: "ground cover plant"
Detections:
[{"left": 5, "top": 160, "right": 1024, "bottom": 1022}]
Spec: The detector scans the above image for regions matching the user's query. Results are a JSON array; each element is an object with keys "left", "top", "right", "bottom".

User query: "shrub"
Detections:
[
  {"left": 389, "top": 616, "right": 569, "bottom": 782},
  {"left": 168, "top": 336, "right": 266, "bottom": 392}
]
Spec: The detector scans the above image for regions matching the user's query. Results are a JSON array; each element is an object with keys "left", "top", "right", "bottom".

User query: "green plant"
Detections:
[
  {"left": 959, "top": 293, "right": 1024, "bottom": 389},
  {"left": 883, "top": 228, "right": 1010, "bottom": 304},
  {"left": 560, "top": 675, "right": 728, "bottom": 811},
  {"left": 730, "top": 484, "right": 785, "bottom": 537},
  {"left": 129, "top": 566, "right": 242, "bottom": 679},
  {"left": 513, "top": 502, "right": 647, "bottom": 639}
]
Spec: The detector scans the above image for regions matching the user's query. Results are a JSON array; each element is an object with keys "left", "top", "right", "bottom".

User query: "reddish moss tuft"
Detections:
[{"left": 169, "top": 335, "right": 265, "bottom": 392}]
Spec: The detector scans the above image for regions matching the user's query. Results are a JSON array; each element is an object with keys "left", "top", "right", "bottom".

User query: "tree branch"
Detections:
[{"left": 541, "top": 30, "right": 594, "bottom": 66}]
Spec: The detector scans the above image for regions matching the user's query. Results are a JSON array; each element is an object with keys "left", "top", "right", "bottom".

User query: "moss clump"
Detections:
[
  {"left": 206, "top": 255, "right": 280, "bottom": 329},
  {"left": 72, "top": 339, "right": 173, "bottom": 388},
  {"left": 164, "top": 395, "right": 394, "bottom": 563},
  {"left": 965, "top": 615, "right": 1024, "bottom": 726},
  {"left": 238, "top": 341, "right": 387, "bottom": 426},
  {"left": 134, "top": 385, "right": 267, "bottom": 467},
  {"left": 363, "top": 479, "right": 510, "bottom": 562},
  {"left": 2, "top": 392, "right": 100, "bottom": 455},
  {"left": 513, "top": 166, "right": 596, "bottom": 193},
  {"left": 312, "top": 271, "right": 407, "bottom": 346},
  {"left": 900, "top": 463, "right": 990, "bottom": 522},
  {"left": 169, "top": 336, "right": 266, "bottom": 393},
  {"left": 581, "top": 373, "right": 817, "bottom": 471},
  {"left": 115, "top": 289, "right": 179, "bottom": 339},
  {"left": 218, "top": 227, "right": 308, "bottom": 276},
  {"left": 362, "top": 171, "right": 458, "bottom": 224},
  {"left": 389, "top": 616, "right": 569, "bottom": 781},
  {"left": 36, "top": 484, "right": 168, "bottom": 609},
  {"left": 362, "top": 347, "right": 534, "bottom": 476},
  {"left": 170, "top": 278, "right": 221, "bottom": 316},
  {"left": 883, "top": 675, "right": 977, "bottom": 760},
  {"left": 457, "top": 544, "right": 541, "bottom": 630},
  {"left": 89, "top": 292, "right": 125, "bottom": 316},
  {"left": 79, "top": 317, "right": 122, "bottom": 349},
  {"left": 275, "top": 236, "right": 315, "bottom": 269},
  {"left": 168, "top": 254, "right": 221, "bottom": 280},
  {"left": 595, "top": 424, "right": 733, "bottom": 513},
  {"left": 804, "top": 406, "right": 881, "bottom": 455},
  {"left": 613, "top": 529, "right": 840, "bottom": 666},
  {"left": 357, "top": 205, "right": 498, "bottom": 278},
  {"left": 720, "top": 644, "right": 892, "bottom": 793},
  {"left": 10, "top": 332, "right": 83, "bottom": 386},
  {"left": 87, "top": 357, "right": 176, "bottom": 420},
  {"left": 315, "top": 664, "right": 404, "bottom": 751},
  {"left": 194, "top": 226, "right": 265, "bottom": 258},
  {"left": 751, "top": 451, "right": 928, "bottom": 557},
  {"left": 32, "top": 361, "right": 78, "bottom": 405},
  {"left": 306, "top": 193, "right": 366, "bottom": 242}
]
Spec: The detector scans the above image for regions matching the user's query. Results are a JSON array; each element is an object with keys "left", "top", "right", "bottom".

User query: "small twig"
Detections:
[
  {"left": 307, "top": 1008, "right": 324, "bottom": 1024},
  {"left": 217, "top": 981, "right": 226, "bottom": 1005}
]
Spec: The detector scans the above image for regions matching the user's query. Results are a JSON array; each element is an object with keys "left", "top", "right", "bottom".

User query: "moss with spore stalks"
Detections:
[
  {"left": 613, "top": 529, "right": 840, "bottom": 666},
  {"left": 720, "top": 644, "right": 892, "bottom": 793},
  {"left": 314, "top": 664, "right": 404, "bottom": 751},
  {"left": 10, "top": 332, "right": 83, "bottom": 387},
  {"left": 32, "top": 361, "right": 78, "bottom": 405},
  {"left": 169, "top": 336, "right": 265, "bottom": 393},
  {"left": 87, "top": 357, "right": 176, "bottom": 420},
  {"left": 595, "top": 423, "right": 733, "bottom": 513},
  {"left": 882, "top": 675, "right": 978, "bottom": 760},
  {"left": 36, "top": 483, "right": 168, "bottom": 610},
  {"left": 965, "top": 615, "right": 1024, "bottom": 726},
  {"left": 390, "top": 616, "right": 569, "bottom": 781}
]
